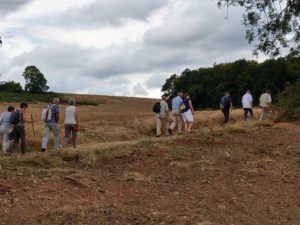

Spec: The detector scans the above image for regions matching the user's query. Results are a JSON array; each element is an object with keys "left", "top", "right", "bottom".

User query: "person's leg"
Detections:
[
  {"left": 243, "top": 108, "right": 248, "bottom": 120},
  {"left": 260, "top": 107, "right": 267, "bottom": 120},
  {"left": 9, "top": 127, "right": 20, "bottom": 153},
  {"left": 72, "top": 129, "right": 78, "bottom": 149},
  {"left": 19, "top": 126, "right": 26, "bottom": 155},
  {"left": 188, "top": 122, "right": 193, "bottom": 132},
  {"left": 224, "top": 109, "right": 229, "bottom": 123},
  {"left": 156, "top": 118, "right": 162, "bottom": 137},
  {"left": 162, "top": 118, "right": 169, "bottom": 136},
  {"left": 176, "top": 111, "right": 182, "bottom": 134},
  {"left": 41, "top": 123, "right": 51, "bottom": 150},
  {"left": 169, "top": 110, "right": 177, "bottom": 131},
  {"left": 186, "top": 110, "right": 194, "bottom": 132},
  {"left": 63, "top": 125, "right": 71, "bottom": 147},
  {"left": 249, "top": 109, "right": 253, "bottom": 119},
  {"left": 51, "top": 123, "right": 60, "bottom": 148},
  {"left": 2, "top": 127, "right": 11, "bottom": 153}
]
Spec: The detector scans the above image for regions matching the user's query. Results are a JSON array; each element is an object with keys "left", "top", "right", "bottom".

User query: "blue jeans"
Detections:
[
  {"left": 243, "top": 108, "right": 253, "bottom": 120},
  {"left": 41, "top": 122, "right": 59, "bottom": 149}
]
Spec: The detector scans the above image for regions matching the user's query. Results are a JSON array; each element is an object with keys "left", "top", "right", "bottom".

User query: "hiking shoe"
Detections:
[
  {"left": 178, "top": 132, "right": 183, "bottom": 135},
  {"left": 41, "top": 148, "right": 46, "bottom": 152},
  {"left": 156, "top": 135, "right": 160, "bottom": 138},
  {"left": 168, "top": 128, "right": 173, "bottom": 135}
]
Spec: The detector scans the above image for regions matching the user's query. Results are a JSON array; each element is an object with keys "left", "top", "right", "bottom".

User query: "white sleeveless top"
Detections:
[{"left": 64, "top": 105, "right": 77, "bottom": 124}]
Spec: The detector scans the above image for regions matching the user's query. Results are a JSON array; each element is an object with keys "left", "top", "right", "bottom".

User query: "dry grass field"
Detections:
[
  {"left": 0, "top": 94, "right": 299, "bottom": 225},
  {"left": 0, "top": 94, "right": 264, "bottom": 150}
]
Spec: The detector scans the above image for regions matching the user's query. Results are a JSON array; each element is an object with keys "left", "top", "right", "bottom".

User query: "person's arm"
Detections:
[
  {"left": 188, "top": 100, "right": 194, "bottom": 114},
  {"left": 22, "top": 111, "right": 29, "bottom": 123},
  {"left": 55, "top": 112, "right": 59, "bottom": 123},
  {"left": 75, "top": 108, "right": 79, "bottom": 125}
]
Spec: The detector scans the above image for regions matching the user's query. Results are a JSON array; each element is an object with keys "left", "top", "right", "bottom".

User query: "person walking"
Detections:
[
  {"left": 242, "top": 90, "right": 253, "bottom": 120},
  {"left": 181, "top": 93, "right": 195, "bottom": 133},
  {"left": 63, "top": 98, "right": 79, "bottom": 149},
  {"left": 0, "top": 106, "right": 15, "bottom": 154},
  {"left": 41, "top": 98, "right": 60, "bottom": 152},
  {"left": 156, "top": 96, "right": 169, "bottom": 138},
  {"left": 220, "top": 92, "right": 232, "bottom": 124},
  {"left": 168, "top": 92, "right": 183, "bottom": 135},
  {"left": 8, "top": 102, "right": 28, "bottom": 155},
  {"left": 259, "top": 90, "right": 272, "bottom": 120}
]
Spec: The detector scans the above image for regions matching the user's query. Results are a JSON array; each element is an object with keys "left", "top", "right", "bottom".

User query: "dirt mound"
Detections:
[{"left": 273, "top": 122, "right": 300, "bottom": 131}]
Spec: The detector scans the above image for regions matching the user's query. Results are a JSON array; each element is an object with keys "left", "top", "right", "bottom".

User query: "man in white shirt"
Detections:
[
  {"left": 242, "top": 90, "right": 253, "bottom": 120},
  {"left": 259, "top": 90, "right": 272, "bottom": 120}
]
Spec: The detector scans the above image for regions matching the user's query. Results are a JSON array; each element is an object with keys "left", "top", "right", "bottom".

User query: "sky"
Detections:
[{"left": 0, "top": 0, "right": 261, "bottom": 98}]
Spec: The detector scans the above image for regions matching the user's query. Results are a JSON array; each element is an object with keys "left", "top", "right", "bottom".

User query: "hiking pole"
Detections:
[{"left": 31, "top": 114, "right": 38, "bottom": 151}]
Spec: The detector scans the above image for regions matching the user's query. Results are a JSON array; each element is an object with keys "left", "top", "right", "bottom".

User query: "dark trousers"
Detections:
[
  {"left": 243, "top": 108, "right": 253, "bottom": 120},
  {"left": 63, "top": 124, "right": 78, "bottom": 149},
  {"left": 222, "top": 108, "right": 230, "bottom": 123},
  {"left": 10, "top": 125, "right": 26, "bottom": 154}
]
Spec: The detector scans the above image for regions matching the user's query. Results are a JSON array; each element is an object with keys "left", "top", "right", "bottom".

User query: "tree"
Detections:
[
  {"left": 217, "top": 0, "right": 300, "bottom": 57},
  {"left": 22, "top": 65, "right": 49, "bottom": 93}
]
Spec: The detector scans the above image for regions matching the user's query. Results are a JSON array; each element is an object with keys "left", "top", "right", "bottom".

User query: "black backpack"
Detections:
[
  {"left": 9, "top": 110, "right": 21, "bottom": 125},
  {"left": 152, "top": 102, "right": 161, "bottom": 113}
]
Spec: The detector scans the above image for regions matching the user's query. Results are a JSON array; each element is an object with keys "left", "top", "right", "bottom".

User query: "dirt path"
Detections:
[{"left": 0, "top": 124, "right": 300, "bottom": 225}]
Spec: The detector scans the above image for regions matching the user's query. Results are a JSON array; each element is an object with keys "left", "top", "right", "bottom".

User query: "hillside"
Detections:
[{"left": 0, "top": 94, "right": 299, "bottom": 225}]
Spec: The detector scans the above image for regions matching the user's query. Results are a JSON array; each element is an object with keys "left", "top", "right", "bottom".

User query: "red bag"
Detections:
[{"left": 73, "top": 124, "right": 80, "bottom": 131}]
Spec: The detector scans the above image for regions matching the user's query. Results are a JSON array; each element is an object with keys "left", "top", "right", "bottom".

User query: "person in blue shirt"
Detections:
[
  {"left": 220, "top": 92, "right": 233, "bottom": 124},
  {"left": 41, "top": 98, "right": 61, "bottom": 152},
  {"left": 0, "top": 106, "right": 15, "bottom": 153},
  {"left": 168, "top": 92, "right": 183, "bottom": 135}
]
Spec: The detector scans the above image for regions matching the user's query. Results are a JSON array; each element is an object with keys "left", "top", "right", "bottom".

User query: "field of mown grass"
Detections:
[{"left": 0, "top": 93, "right": 271, "bottom": 153}]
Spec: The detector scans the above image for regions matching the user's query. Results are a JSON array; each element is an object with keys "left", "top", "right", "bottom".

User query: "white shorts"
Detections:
[{"left": 181, "top": 109, "right": 194, "bottom": 123}]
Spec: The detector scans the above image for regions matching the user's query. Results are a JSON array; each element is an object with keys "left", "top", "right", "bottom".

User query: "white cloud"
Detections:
[{"left": 0, "top": 0, "right": 260, "bottom": 98}]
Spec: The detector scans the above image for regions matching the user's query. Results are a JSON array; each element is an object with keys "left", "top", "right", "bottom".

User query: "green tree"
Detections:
[
  {"left": 22, "top": 65, "right": 49, "bottom": 93},
  {"left": 0, "top": 81, "right": 23, "bottom": 92},
  {"left": 217, "top": 0, "right": 300, "bottom": 56}
]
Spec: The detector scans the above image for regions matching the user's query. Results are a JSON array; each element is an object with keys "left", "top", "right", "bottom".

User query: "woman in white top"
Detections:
[{"left": 63, "top": 98, "right": 79, "bottom": 149}]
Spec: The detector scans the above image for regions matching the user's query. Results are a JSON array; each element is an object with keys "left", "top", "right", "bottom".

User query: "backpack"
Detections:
[
  {"left": 9, "top": 110, "right": 21, "bottom": 125},
  {"left": 41, "top": 105, "right": 54, "bottom": 122},
  {"left": 152, "top": 102, "right": 161, "bottom": 113}
]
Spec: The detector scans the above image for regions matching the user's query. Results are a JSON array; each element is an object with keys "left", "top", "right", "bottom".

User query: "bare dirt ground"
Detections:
[
  {"left": 0, "top": 122, "right": 299, "bottom": 225},
  {"left": 0, "top": 95, "right": 299, "bottom": 225}
]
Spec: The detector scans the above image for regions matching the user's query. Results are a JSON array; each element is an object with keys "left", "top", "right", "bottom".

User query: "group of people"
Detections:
[
  {"left": 0, "top": 98, "right": 79, "bottom": 155},
  {"left": 155, "top": 90, "right": 273, "bottom": 137},
  {"left": 155, "top": 92, "right": 195, "bottom": 137},
  {"left": 220, "top": 90, "right": 272, "bottom": 123}
]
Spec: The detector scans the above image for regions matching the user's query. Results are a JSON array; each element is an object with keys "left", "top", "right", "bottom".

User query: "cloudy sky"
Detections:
[{"left": 0, "top": 0, "right": 260, "bottom": 98}]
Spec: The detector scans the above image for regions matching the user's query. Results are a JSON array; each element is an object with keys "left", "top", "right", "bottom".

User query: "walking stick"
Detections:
[{"left": 31, "top": 114, "right": 38, "bottom": 151}]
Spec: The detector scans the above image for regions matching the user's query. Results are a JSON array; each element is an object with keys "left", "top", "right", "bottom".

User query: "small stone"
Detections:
[{"left": 217, "top": 204, "right": 226, "bottom": 209}]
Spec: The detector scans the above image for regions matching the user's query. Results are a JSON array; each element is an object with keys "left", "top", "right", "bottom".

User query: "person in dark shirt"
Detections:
[
  {"left": 220, "top": 92, "right": 232, "bottom": 124},
  {"left": 9, "top": 102, "right": 28, "bottom": 155}
]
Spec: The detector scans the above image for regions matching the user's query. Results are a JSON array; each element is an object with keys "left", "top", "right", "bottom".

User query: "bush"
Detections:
[
  {"left": 277, "top": 79, "right": 300, "bottom": 120},
  {"left": 0, "top": 81, "right": 23, "bottom": 92}
]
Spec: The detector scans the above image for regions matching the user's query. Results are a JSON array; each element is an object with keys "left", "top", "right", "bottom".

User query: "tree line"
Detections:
[
  {"left": 0, "top": 65, "right": 49, "bottom": 94},
  {"left": 162, "top": 56, "right": 300, "bottom": 110}
]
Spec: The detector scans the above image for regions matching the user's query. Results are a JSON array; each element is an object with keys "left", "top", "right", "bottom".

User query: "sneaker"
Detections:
[
  {"left": 168, "top": 128, "right": 173, "bottom": 135},
  {"left": 156, "top": 135, "right": 160, "bottom": 138},
  {"left": 41, "top": 148, "right": 46, "bottom": 152},
  {"left": 59, "top": 144, "right": 63, "bottom": 150},
  {"left": 178, "top": 132, "right": 183, "bottom": 135}
]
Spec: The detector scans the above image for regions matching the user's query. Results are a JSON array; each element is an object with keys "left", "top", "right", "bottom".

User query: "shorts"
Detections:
[{"left": 181, "top": 109, "right": 194, "bottom": 123}]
